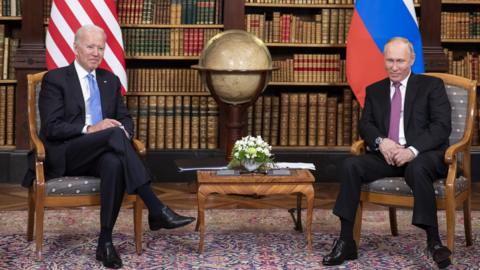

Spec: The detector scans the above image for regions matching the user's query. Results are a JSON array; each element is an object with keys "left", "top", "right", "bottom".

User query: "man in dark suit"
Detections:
[
  {"left": 322, "top": 37, "right": 452, "bottom": 269},
  {"left": 25, "top": 25, "right": 195, "bottom": 269}
]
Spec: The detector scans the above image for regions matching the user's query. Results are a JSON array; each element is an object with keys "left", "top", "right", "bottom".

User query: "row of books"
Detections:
[
  {"left": 0, "top": 0, "right": 21, "bottom": 17},
  {"left": 117, "top": 0, "right": 223, "bottom": 25},
  {"left": 122, "top": 28, "right": 221, "bottom": 57},
  {"left": 126, "top": 95, "right": 218, "bottom": 150},
  {"left": 272, "top": 54, "right": 345, "bottom": 83},
  {"left": 444, "top": 49, "right": 480, "bottom": 81},
  {"left": 0, "top": 25, "right": 18, "bottom": 80},
  {"left": 246, "top": 0, "right": 421, "bottom": 4},
  {"left": 441, "top": 12, "right": 480, "bottom": 39},
  {"left": 127, "top": 68, "right": 206, "bottom": 93},
  {"left": 0, "top": 85, "right": 14, "bottom": 147},
  {"left": 245, "top": 0, "right": 355, "bottom": 4},
  {"left": 246, "top": 9, "right": 352, "bottom": 44},
  {"left": 247, "top": 90, "right": 359, "bottom": 147}
]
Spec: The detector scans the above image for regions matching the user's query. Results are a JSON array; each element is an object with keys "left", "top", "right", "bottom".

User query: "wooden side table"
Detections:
[{"left": 195, "top": 169, "right": 315, "bottom": 253}]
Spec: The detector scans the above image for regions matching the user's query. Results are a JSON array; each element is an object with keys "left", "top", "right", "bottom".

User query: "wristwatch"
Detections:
[{"left": 375, "top": 137, "right": 384, "bottom": 149}]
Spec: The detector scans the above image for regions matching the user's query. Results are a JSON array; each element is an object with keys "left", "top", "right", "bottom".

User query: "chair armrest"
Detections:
[
  {"left": 30, "top": 134, "right": 46, "bottom": 162},
  {"left": 444, "top": 138, "right": 470, "bottom": 164},
  {"left": 351, "top": 140, "right": 365, "bottom": 156},
  {"left": 132, "top": 139, "right": 146, "bottom": 156}
]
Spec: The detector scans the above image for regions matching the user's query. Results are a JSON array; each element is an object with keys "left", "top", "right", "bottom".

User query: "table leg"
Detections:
[
  {"left": 302, "top": 185, "right": 315, "bottom": 251},
  {"left": 197, "top": 186, "right": 207, "bottom": 253},
  {"left": 296, "top": 193, "right": 303, "bottom": 232}
]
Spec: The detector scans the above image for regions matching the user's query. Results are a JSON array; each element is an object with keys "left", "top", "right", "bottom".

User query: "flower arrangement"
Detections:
[{"left": 228, "top": 135, "right": 274, "bottom": 172}]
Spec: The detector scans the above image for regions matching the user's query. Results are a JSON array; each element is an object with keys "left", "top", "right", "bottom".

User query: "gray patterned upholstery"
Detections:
[
  {"left": 35, "top": 81, "right": 41, "bottom": 134},
  {"left": 45, "top": 176, "right": 101, "bottom": 196},
  {"left": 361, "top": 83, "right": 469, "bottom": 197},
  {"left": 361, "top": 176, "right": 468, "bottom": 198}
]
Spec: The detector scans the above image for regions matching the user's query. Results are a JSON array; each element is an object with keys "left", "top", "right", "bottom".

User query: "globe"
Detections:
[{"left": 194, "top": 30, "right": 274, "bottom": 105}]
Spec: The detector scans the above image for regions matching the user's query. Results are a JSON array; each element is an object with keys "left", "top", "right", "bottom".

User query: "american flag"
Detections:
[{"left": 46, "top": 0, "right": 128, "bottom": 94}]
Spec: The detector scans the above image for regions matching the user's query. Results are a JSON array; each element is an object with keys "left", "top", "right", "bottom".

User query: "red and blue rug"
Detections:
[{"left": 0, "top": 208, "right": 478, "bottom": 269}]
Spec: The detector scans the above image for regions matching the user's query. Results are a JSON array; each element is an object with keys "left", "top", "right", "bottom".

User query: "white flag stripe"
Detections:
[
  {"left": 50, "top": 3, "right": 75, "bottom": 52},
  {"left": 46, "top": 31, "right": 69, "bottom": 67},
  {"left": 91, "top": 1, "right": 125, "bottom": 50},
  {"left": 402, "top": 0, "right": 418, "bottom": 26},
  {"left": 65, "top": 1, "right": 94, "bottom": 26}
]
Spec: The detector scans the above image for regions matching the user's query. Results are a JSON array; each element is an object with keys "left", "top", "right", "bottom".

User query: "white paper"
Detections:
[
  {"left": 271, "top": 162, "right": 316, "bottom": 170},
  {"left": 178, "top": 165, "right": 228, "bottom": 172}
]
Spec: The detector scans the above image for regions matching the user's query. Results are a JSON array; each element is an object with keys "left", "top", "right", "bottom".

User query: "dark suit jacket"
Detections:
[
  {"left": 359, "top": 74, "right": 451, "bottom": 154},
  {"left": 22, "top": 63, "right": 133, "bottom": 187}
]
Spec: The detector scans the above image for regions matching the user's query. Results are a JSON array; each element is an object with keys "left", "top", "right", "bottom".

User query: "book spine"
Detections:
[
  {"left": 199, "top": 96, "right": 208, "bottom": 149},
  {"left": 156, "top": 96, "right": 166, "bottom": 149},
  {"left": 165, "top": 96, "right": 175, "bottom": 149},
  {"left": 147, "top": 95, "right": 157, "bottom": 149},
  {"left": 207, "top": 96, "right": 218, "bottom": 149},
  {"left": 288, "top": 93, "right": 299, "bottom": 146},
  {"left": 182, "top": 96, "right": 191, "bottom": 149}
]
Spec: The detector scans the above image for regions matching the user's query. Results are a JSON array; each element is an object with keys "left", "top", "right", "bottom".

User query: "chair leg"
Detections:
[
  {"left": 133, "top": 196, "right": 143, "bottom": 255},
  {"left": 27, "top": 187, "right": 35, "bottom": 241},
  {"left": 34, "top": 200, "right": 45, "bottom": 260},
  {"left": 445, "top": 202, "right": 456, "bottom": 254},
  {"left": 388, "top": 207, "right": 398, "bottom": 236},
  {"left": 353, "top": 201, "right": 363, "bottom": 246},
  {"left": 463, "top": 198, "right": 473, "bottom": 246}
]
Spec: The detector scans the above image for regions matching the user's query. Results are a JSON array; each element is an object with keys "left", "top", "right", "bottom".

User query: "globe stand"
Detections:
[{"left": 192, "top": 67, "right": 273, "bottom": 160}]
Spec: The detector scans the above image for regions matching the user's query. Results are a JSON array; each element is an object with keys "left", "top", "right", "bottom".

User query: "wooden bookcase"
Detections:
[
  {"left": 440, "top": 0, "right": 480, "bottom": 148},
  {"left": 0, "top": 13, "right": 21, "bottom": 152},
  {"left": 8, "top": 0, "right": 480, "bottom": 183}
]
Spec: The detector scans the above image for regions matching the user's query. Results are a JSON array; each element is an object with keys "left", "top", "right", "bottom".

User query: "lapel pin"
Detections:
[{"left": 103, "top": 80, "right": 107, "bottom": 83}]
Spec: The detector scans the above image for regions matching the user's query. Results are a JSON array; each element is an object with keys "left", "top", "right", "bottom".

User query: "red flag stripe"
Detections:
[
  {"left": 51, "top": 0, "right": 81, "bottom": 34},
  {"left": 47, "top": 20, "right": 75, "bottom": 62}
]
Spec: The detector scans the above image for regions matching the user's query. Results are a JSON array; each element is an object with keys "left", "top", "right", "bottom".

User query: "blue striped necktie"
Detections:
[{"left": 86, "top": 73, "right": 103, "bottom": 125}]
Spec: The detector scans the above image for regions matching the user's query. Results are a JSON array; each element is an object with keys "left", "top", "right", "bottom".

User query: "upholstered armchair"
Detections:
[
  {"left": 26, "top": 71, "right": 145, "bottom": 259},
  {"left": 352, "top": 73, "right": 476, "bottom": 256}
]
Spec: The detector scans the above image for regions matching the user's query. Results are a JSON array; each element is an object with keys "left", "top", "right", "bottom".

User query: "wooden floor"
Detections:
[{"left": 1, "top": 182, "right": 480, "bottom": 211}]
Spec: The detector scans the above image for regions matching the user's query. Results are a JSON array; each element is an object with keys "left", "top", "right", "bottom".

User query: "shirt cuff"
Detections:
[
  {"left": 408, "top": 146, "right": 419, "bottom": 157},
  {"left": 82, "top": 125, "right": 89, "bottom": 134}
]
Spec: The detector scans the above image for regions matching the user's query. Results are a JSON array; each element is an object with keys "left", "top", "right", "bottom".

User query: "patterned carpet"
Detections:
[{"left": 0, "top": 208, "right": 478, "bottom": 269}]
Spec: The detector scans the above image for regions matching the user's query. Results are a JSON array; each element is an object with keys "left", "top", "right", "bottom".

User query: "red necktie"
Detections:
[{"left": 388, "top": 82, "right": 402, "bottom": 143}]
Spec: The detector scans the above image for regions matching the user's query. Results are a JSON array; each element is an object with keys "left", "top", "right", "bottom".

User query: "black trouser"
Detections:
[
  {"left": 333, "top": 150, "right": 448, "bottom": 228},
  {"left": 64, "top": 127, "right": 150, "bottom": 230}
]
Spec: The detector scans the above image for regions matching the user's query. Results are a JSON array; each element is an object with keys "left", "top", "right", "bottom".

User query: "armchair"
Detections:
[
  {"left": 352, "top": 73, "right": 476, "bottom": 255},
  {"left": 26, "top": 71, "right": 145, "bottom": 260}
]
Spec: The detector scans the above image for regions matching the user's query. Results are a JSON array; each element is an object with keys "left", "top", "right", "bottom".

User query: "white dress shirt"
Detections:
[{"left": 389, "top": 72, "right": 418, "bottom": 156}]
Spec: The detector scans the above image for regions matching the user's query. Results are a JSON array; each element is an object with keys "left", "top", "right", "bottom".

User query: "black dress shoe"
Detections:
[
  {"left": 322, "top": 238, "right": 358, "bottom": 266},
  {"left": 427, "top": 243, "right": 452, "bottom": 269},
  {"left": 96, "top": 242, "right": 123, "bottom": 269},
  {"left": 149, "top": 206, "right": 195, "bottom": 231}
]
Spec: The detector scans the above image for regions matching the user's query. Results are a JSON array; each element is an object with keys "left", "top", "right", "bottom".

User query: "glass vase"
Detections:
[{"left": 242, "top": 159, "right": 261, "bottom": 172}]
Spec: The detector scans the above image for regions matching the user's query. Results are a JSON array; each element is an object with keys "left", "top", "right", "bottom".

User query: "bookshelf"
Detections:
[
  {"left": 0, "top": 6, "right": 21, "bottom": 151},
  {"left": 244, "top": 1, "right": 356, "bottom": 150},
  {"left": 6, "top": 0, "right": 480, "bottom": 183},
  {"left": 440, "top": 1, "right": 480, "bottom": 147},
  {"left": 118, "top": 1, "right": 224, "bottom": 153}
]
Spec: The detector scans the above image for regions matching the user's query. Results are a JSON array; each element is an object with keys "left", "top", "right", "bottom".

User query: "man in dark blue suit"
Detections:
[
  {"left": 323, "top": 37, "right": 452, "bottom": 269},
  {"left": 25, "top": 25, "right": 194, "bottom": 269}
]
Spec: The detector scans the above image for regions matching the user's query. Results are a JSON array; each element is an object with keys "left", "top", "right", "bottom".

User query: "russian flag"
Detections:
[{"left": 347, "top": 0, "right": 424, "bottom": 107}]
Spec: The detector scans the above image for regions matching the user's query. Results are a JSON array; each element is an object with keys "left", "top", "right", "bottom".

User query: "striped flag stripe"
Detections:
[
  {"left": 78, "top": 1, "right": 126, "bottom": 64},
  {"left": 53, "top": 0, "right": 82, "bottom": 32},
  {"left": 46, "top": 0, "right": 128, "bottom": 93},
  {"left": 91, "top": 1, "right": 125, "bottom": 51},
  {"left": 48, "top": 21, "right": 75, "bottom": 62},
  {"left": 45, "top": 31, "right": 69, "bottom": 68}
]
